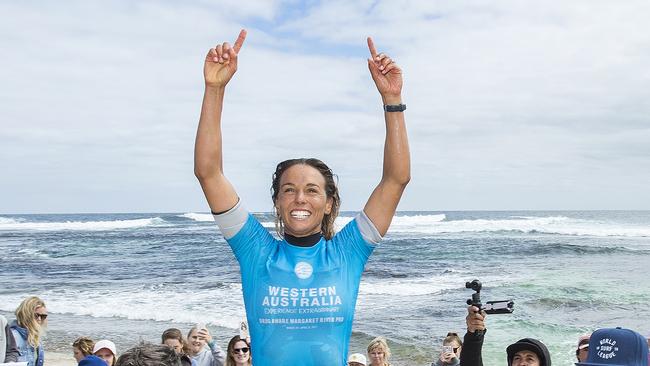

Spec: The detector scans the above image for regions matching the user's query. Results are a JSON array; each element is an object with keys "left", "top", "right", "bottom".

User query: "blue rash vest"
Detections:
[{"left": 226, "top": 214, "right": 375, "bottom": 366}]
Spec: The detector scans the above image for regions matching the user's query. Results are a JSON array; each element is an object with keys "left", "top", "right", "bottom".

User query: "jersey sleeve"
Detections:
[
  {"left": 225, "top": 213, "right": 277, "bottom": 266},
  {"left": 211, "top": 199, "right": 249, "bottom": 239},
  {"left": 356, "top": 210, "right": 383, "bottom": 244},
  {"left": 333, "top": 214, "right": 378, "bottom": 270}
]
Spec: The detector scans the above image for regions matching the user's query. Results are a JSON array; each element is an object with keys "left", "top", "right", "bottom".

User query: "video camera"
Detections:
[{"left": 465, "top": 279, "right": 514, "bottom": 315}]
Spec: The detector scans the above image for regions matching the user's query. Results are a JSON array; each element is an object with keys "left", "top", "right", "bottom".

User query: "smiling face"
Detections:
[
  {"left": 187, "top": 329, "right": 205, "bottom": 355},
  {"left": 230, "top": 340, "right": 250, "bottom": 365},
  {"left": 511, "top": 350, "right": 540, "bottom": 366},
  {"left": 275, "top": 164, "right": 333, "bottom": 238}
]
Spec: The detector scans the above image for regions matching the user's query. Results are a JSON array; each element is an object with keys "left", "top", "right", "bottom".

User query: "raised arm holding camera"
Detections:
[
  {"left": 460, "top": 281, "right": 550, "bottom": 366},
  {"left": 459, "top": 305, "right": 552, "bottom": 366}
]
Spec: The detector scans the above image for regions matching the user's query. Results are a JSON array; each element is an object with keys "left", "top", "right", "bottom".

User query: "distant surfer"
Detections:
[{"left": 194, "top": 29, "right": 410, "bottom": 365}]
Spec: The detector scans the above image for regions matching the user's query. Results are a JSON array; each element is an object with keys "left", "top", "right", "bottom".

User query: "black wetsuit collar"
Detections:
[{"left": 284, "top": 232, "right": 322, "bottom": 247}]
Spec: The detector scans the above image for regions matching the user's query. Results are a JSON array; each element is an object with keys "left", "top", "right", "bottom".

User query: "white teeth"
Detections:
[{"left": 291, "top": 210, "right": 311, "bottom": 219}]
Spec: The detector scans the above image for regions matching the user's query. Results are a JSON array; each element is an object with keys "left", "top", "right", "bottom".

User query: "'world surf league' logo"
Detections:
[
  {"left": 294, "top": 261, "right": 313, "bottom": 279},
  {"left": 596, "top": 338, "right": 619, "bottom": 360}
]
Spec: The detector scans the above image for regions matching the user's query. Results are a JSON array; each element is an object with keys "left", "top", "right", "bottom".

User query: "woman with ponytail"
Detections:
[{"left": 9, "top": 296, "right": 48, "bottom": 366}]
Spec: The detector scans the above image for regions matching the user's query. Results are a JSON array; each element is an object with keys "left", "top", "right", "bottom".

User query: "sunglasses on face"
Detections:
[
  {"left": 233, "top": 347, "right": 249, "bottom": 354},
  {"left": 35, "top": 313, "right": 48, "bottom": 321}
]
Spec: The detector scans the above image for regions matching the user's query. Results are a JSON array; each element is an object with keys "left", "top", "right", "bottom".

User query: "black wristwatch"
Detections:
[{"left": 383, "top": 104, "right": 406, "bottom": 112}]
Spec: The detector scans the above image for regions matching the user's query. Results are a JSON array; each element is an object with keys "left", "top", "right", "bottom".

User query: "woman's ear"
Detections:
[{"left": 325, "top": 197, "right": 333, "bottom": 215}]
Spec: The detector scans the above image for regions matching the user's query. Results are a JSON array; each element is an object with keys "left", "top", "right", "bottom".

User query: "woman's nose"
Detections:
[{"left": 295, "top": 190, "right": 306, "bottom": 202}]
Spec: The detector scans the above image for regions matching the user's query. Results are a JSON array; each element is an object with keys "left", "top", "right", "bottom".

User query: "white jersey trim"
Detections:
[{"left": 212, "top": 199, "right": 248, "bottom": 239}]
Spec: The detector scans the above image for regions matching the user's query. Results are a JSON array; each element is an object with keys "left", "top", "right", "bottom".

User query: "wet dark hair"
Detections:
[
  {"left": 116, "top": 343, "right": 181, "bottom": 366},
  {"left": 271, "top": 158, "right": 340, "bottom": 240}
]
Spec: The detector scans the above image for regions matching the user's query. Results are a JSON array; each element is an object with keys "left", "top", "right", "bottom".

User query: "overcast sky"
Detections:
[{"left": 1, "top": 0, "right": 649, "bottom": 213}]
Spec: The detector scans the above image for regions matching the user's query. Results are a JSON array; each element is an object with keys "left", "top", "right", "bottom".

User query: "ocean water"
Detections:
[{"left": 1, "top": 211, "right": 649, "bottom": 365}]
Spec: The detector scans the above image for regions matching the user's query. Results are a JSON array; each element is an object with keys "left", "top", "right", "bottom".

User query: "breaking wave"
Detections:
[{"left": 0, "top": 217, "right": 166, "bottom": 231}]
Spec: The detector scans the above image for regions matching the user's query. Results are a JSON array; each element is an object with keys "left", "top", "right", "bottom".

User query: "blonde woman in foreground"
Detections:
[{"left": 9, "top": 296, "right": 48, "bottom": 366}]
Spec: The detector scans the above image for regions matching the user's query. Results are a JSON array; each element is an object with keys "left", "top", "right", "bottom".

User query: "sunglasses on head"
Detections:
[
  {"left": 35, "top": 313, "right": 48, "bottom": 321},
  {"left": 233, "top": 347, "right": 249, "bottom": 354}
]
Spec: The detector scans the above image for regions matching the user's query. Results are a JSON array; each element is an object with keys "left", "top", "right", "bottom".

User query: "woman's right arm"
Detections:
[{"left": 194, "top": 29, "right": 247, "bottom": 213}]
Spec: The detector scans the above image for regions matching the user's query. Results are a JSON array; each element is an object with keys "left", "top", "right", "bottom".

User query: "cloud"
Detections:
[{"left": 1, "top": 1, "right": 649, "bottom": 213}]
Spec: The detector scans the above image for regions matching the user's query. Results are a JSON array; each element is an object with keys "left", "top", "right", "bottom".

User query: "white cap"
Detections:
[
  {"left": 347, "top": 353, "right": 367, "bottom": 365},
  {"left": 93, "top": 339, "right": 117, "bottom": 356}
]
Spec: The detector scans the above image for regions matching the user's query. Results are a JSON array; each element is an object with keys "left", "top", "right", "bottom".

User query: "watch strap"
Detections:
[{"left": 383, "top": 103, "right": 406, "bottom": 112}]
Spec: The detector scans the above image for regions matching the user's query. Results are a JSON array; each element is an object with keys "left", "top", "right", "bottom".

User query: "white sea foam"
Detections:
[
  {"left": 359, "top": 277, "right": 459, "bottom": 296},
  {"left": 392, "top": 214, "right": 446, "bottom": 226},
  {"left": 387, "top": 215, "right": 650, "bottom": 237},
  {"left": 179, "top": 213, "right": 214, "bottom": 222},
  {"left": 16, "top": 248, "right": 50, "bottom": 259},
  {"left": 358, "top": 271, "right": 511, "bottom": 297},
  {"left": 0, "top": 217, "right": 19, "bottom": 224},
  {"left": 0, "top": 284, "right": 246, "bottom": 330},
  {"left": 0, "top": 217, "right": 167, "bottom": 231}
]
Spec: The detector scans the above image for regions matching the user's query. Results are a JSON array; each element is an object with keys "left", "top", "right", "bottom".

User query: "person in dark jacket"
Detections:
[
  {"left": 459, "top": 306, "right": 552, "bottom": 366},
  {"left": 1, "top": 314, "right": 20, "bottom": 362}
]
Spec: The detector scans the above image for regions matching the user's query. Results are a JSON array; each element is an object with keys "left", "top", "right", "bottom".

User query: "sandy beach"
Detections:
[{"left": 44, "top": 352, "right": 75, "bottom": 366}]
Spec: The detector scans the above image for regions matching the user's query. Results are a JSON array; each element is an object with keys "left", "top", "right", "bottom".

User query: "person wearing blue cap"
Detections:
[
  {"left": 576, "top": 327, "right": 648, "bottom": 366},
  {"left": 78, "top": 355, "right": 108, "bottom": 366}
]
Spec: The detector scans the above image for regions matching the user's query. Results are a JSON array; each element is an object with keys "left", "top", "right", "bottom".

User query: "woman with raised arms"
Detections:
[{"left": 194, "top": 29, "right": 410, "bottom": 365}]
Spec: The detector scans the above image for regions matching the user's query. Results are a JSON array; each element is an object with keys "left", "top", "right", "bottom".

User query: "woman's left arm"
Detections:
[{"left": 363, "top": 37, "right": 411, "bottom": 236}]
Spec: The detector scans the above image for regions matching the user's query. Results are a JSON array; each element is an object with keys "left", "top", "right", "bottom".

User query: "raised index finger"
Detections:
[
  {"left": 367, "top": 36, "right": 378, "bottom": 58},
  {"left": 233, "top": 29, "right": 247, "bottom": 53}
]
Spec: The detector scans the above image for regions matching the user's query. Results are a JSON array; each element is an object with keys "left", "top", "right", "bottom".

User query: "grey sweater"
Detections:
[{"left": 190, "top": 342, "right": 225, "bottom": 366}]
